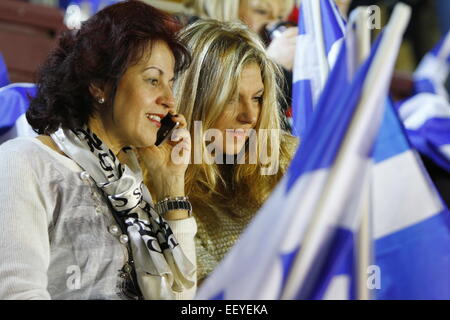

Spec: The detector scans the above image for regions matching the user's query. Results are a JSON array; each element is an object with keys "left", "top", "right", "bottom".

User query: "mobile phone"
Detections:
[{"left": 155, "top": 114, "right": 180, "bottom": 146}]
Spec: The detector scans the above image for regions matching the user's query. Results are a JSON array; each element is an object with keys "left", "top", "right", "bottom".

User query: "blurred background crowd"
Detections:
[{"left": 0, "top": 0, "right": 448, "bottom": 87}]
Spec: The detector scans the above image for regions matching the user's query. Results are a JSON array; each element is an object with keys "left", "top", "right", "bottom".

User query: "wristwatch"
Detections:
[{"left": 155, "top": 196, "right": 193, "bottom": 218}]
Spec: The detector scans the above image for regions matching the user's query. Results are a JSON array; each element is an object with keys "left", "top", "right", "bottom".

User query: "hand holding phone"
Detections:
[{"left": 155, "top": 114, "right": 180, "bottom": 146}]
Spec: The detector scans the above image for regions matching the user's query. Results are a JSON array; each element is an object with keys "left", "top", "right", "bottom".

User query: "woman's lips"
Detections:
[
  {"left": 226, "top": 129, "right": 248, "bottom": 138},
  {"left": 149, "top": 119, "right": 161, "bottom": 128},
  {"left": 146, "top": 113, "right": 165, "bottom": 128}
]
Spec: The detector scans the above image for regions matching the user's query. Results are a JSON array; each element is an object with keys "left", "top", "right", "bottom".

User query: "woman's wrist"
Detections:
[
  {"left": 163, "top": 209, "right": 191, "bottom": 221},
  {"left": 153, "top": 175, "right": 186, "bottom": 201}
]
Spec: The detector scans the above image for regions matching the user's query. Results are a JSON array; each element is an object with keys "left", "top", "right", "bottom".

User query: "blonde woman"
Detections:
[{"left": 174, "top": 20, "right": 298, "bottom": 283}]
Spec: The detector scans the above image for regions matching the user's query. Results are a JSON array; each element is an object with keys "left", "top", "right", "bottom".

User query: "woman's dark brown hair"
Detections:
[{"left": 27, "top": 0, "right": 191, "bottom": 134}]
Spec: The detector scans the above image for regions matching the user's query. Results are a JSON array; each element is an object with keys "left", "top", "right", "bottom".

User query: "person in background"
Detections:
[
  {"left": 0, "top": 1, "right": 196, "bottom": 300},
  {"left": 181, "top": 0, "right": 297, "bottom": 131},
  {"left": 172, "top": 20, "right": 298, "bottom": 283},
  {"left": 184, "top": 0, "right": 295, "bottom": 71}
]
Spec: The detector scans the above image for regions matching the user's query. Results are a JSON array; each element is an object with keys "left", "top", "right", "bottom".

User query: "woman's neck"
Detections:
[
  {"left": 218, "top": 162, "right": 235, "bottom": 190},
  {"left": 88, "top": 116, "right": 124, "bottom": 157}
]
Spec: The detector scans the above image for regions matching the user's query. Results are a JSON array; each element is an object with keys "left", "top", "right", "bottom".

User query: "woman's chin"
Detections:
[{"left": 132, "top": 136, "right": 157, "bottom": 149}]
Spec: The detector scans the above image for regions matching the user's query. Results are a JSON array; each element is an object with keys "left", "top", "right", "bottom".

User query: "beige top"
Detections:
[
  {"left": 193, "top": 136, "right": 298, "bottom": 283},
  {"left": 194, "top": 201, "right": 257, "bottom": 283}
]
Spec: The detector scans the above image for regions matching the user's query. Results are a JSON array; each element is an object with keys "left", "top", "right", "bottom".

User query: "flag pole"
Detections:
[{"left": 354, "top": 6, "right": 373, "bottom": 301}]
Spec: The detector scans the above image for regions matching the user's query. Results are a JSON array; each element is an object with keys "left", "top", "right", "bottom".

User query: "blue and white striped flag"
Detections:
[
  {"left": 287, "top": 4, "right": 450, "bottom": 299},
  {"left": 397, "top": 93, "right": 450, "bottom": 172},
  {"left": 292, "top": 0, "right": 346, "bottom": 137},
  {"left": 286, "top": 3, "right": 450, "bottom": 299},
  {"left": 0, "top": 83, "right": 37, "bottom": 145},
  {"left": 413, "top": 31, "right": 450, "bottom": 99},
  {"left": 372, "top": 99, "right": 450, "bottom": 299},
  {"left": 285, "top": 5, "right": 450, "bottom": 298},
  {"left": 397, "top": 32, "right": 450, "bottom": 172},
  {"left": 196, "top": 4, "right": 411, "bottom": 300}
]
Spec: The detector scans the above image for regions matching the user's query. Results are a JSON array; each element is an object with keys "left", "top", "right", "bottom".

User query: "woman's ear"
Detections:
[{"left": 89, "top": 83, "right": 106, "bottom": 104}]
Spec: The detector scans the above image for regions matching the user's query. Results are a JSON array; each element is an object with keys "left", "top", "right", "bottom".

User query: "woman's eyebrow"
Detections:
[
  {"left": 142, "top": 66, "right": 175, "bottom": 81},
  {"left": 237, "top": 88, "right": 264, "bottom": 98},
  {"left": 142, "top": 66, "right": 163, "bottom": 74}
]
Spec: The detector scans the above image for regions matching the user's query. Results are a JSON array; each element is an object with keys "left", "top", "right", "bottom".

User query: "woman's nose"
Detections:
[
  {"left": 156, "top": 86, "right": 175, "bottom": 109},
  {"left": 237, "top": 101, "right": 258, "bottom": 125}
]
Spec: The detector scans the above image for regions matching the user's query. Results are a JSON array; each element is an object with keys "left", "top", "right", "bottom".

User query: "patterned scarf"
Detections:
[{"left": 51, "top": 127, "right": 195, "bottom": 300}]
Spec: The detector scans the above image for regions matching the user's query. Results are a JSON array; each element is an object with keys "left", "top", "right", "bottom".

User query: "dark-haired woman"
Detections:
[{"left": 0, "top": 1, "right": 196, "bottom": 300}]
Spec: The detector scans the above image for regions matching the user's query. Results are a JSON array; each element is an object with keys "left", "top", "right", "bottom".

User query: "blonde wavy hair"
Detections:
[
  {"left": 184, "top": 0, "right": 295, "bottom": 22},
  {"left": 175, "top": 20, "right": 297, "bottom": 210}
]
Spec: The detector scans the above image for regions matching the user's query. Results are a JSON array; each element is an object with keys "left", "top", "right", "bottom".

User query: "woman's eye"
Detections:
[
  {"left": 147, "top": 78, "right": 159, "bottom": 86},
  {"left": 253, "top": 96, "right": 263, "bottom": 103},
  {"left": 253, "top": 8, "right": 269, "bottom": 16}
]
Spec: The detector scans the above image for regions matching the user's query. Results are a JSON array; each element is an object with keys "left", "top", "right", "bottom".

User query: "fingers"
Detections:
[
  {"left": 168, "top": 128, "right": 191, "bottom": 165},
  {"left": 170, "top": 128, "right": 191, "bottom": 144},
  {"left": 167, "top": 109, "right": 188, "bottom": 129}
]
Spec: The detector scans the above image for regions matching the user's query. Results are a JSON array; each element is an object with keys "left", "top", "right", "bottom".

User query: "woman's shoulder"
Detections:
[
  {"left": 0, "top": 137, "right": 47, "bottom": 162},
  {"left": 0, "top": 137, "right": 81, "bottom": 174}
]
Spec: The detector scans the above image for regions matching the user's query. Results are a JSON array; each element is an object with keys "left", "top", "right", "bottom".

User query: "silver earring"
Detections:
[{"left": 98, "top": 97, "right": 105, "bottom": 104}]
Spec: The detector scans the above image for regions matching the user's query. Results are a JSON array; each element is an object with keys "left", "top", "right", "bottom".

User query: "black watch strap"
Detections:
[{"left": 155, "top": 196, "right": 193, "bottom": 217}]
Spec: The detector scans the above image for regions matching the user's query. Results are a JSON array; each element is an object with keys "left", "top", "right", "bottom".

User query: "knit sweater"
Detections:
[
  {"left": 194, "top": 135, "right": 298, "bottom": 283},
  {"left": 0, "top": 137, "right": 197, "bottom": 300},
  {"left": 194, "top": 201, "right": 257, "bottom": 283}
]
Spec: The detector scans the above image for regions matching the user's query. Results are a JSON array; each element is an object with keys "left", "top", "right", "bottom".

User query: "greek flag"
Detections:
[
  {"left": 413, "top": 32, "right": 450, "bottom": 99},
  {"left": 196, "top": 4, "right": 412, "bottom": 300},
  {"left": 0, "top": 83, "right": 37, "bottom": 145},
  {"left": 292, "top": 0, "right": 346, "bottom": 137},
  {"left": 397, "top": 32, "right": 450, "bottom": 172},
  {"left": 372, "top": 99, "right": 450, "bottom": 299},
  {"left": 0, "top": 53, "right": 9, "bottom": 88},
  {"left": 64, "top": 0, "right": 122, "bottom": 29}
]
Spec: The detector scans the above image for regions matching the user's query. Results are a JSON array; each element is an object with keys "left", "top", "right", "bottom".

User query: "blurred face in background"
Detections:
[{"left": 238, "top": 0, "right": 287, "bottom": 34}]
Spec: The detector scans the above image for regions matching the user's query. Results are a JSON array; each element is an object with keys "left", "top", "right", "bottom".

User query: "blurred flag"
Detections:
[
  {"left": 0, "top": 83, "right": 37, "bottom": 145},
  {"left": 289, "top": 2, "right": 450, "bottom": 299},
  {"left": 0, "top": 53, "right": 9, "bottom": 88},
  {"left": 64, "top": 0, "right": 122, "bottom": 29},
  {"left": 397, "top": 93, "right": 450, "bottom": 172},
  {"left": 292, "top": 0, "right": 346, "bottom": 137},
  {"left": 396, "top": 32, "right": 450, "bottom": 172},
  {"left": 196, "top": 4, "right": 411, "bottom": 300},
  {"left": 413, "top": 31, "right": 450, "bottom": 99},
  {"left": 372, "top": 99, "right": 450, "bottom": 299}
]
